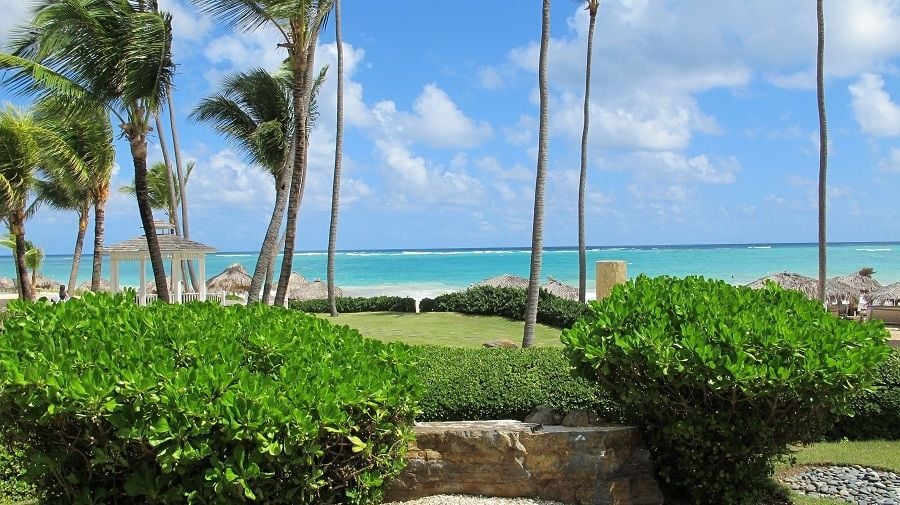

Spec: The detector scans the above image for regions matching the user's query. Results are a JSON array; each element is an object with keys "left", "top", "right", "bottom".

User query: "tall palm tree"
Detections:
[
  {"left": 166, "top": 88, "right": 200, "bottom": 291},
  {"left": 0, "top": 233, "right": 43, "bottom": 295},
  {"left": 816, "top": 0, "right": 828, "bottom": 303},
  {"left": 327, "top": 0, "right": 344, "bottom": 317},
  {"left": 192, "top": 0, "right": 334, "bottom": 306},
  {"left": 192, "top": 67, "right": 293, "bottom": 304},
  {"left": 523, "top": 0, "right": 552, "bottom": 348},
  {"left": 0, "top": 106, "right": 41, "bottom": 301},
  {"left": 578, "top": 0, "right": 600, "bottom": 303},
  {"left": 120, "top": 161, "right": 193, "bottom": 219},
  {"left": 1, "top": 0, "right": 177, "bottom": 302},
  {"left": 154, "top": 113, "right": 182, "bottom": 230},
  {"left": 34, "top": 97, "right": 115, "bottom": 292}
]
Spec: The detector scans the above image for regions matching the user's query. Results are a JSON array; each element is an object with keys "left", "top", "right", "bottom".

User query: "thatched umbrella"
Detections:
[
  {"left": 289, "top": 279, "right": 342, "bottom": 301},
  {"left": 871, "top": 282, "right": 900, "bottom": 306},
  {"left": 748, "top": 272, "right": 855, "bottom": 302},
  {"left": 206, "top": 263, "right": 252, "bottom": 294},
  {"left": 0, "top": 277, "right": 14, "bottom": 290},
  {"left": 832, "top": 269, "right": 882, "bottom": 297},
  {"left": 476, "top": 274, "right": 529, "bottom": 289},
  {"left": 32, "top": 273, "right": 61, "bottom": 290},
  {"left": 145, "top": 279, "right": 171, "bottom": 294},
  {"left": 78, "top": 279, "right": 111, "bottom": 292},
  {"left": 542, "top": 276, "right": 580, "bottom": 301},
  {"left": 285, "top": 272, "right": 310, "bottom": 299}
]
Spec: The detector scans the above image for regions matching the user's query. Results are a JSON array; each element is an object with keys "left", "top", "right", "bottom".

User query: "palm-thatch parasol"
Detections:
[
  {"left": 289, "top": 279, "right": 342, "bottom": 301},
  {"left": 746, "top": 272, "right": 853, "bottom": 302},
  {"left": 206, "top": 263, "right": 252, "bottom": 294},
  {"left": 32, "top": 274, "right": 61, "bottom": 290},
  {"left": 78, "top": 279, "right": 111, "bottom": 292},
  {"left": 542, "top": 276, "right": 580, "bottom": 301},
  {"left": 832, "top": 268, "right": 882, "bottom": 297},
  {"left": 145, "top": 279, "right": 171, "bottom": 294},
  {"left": 285, "top": 272, "right": 310, "bottom": 299},
  {"left": 476, "top": 274, "right": 529, "bottom": 289},
  {"left": 871, "top": 282, "right": 900, "bottom": 306},
  {"left": 0, "top": 277, "right": 14, "bottom": 290}
]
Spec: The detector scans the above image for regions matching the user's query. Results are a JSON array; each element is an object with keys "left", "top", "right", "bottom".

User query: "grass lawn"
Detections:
[
  {"left": 315, "top": 311, "right": 563, "bottom": 347},
  {"left": 777, "top": 440, "right": 900, "bottom": 504}
]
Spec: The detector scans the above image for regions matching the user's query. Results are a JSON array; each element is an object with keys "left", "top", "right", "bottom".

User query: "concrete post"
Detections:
[{"left": 595, "top": 261, "right": 627, "bottom": 301}]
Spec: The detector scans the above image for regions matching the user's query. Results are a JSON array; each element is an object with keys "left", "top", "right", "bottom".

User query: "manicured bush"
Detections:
[
  {"left": 831, "top": 348, "right": 900, "bottom": 440},
  {"left": 412, "top": 346, "right": 620, "bottom": 422},
  {"left": 0, "top": 293, "right": 419, "bottom": 504},
  {"left": 289, "top": 295, "right": 416, "bottom": 313},
  {"left": 419, "top": 285, "right": 588, "bottom": 329},
  {"left": 562, "top": 275, "right": 890, "bottom": 505}
]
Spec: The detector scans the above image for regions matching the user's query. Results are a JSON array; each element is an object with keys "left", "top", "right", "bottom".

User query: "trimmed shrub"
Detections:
[
  {"left": 831, "top": 347, "right": 900, "bottom": 440},
  {"left": 0, "top": 442, "right": 33, "bottom": 503},
  {"left": 0, "top": 293, "right": 419, "bottom": 504},
  {"left": 289, "top": 295, "right": 416, "bottom": 313},
  {"left": 413, "top": 346, "right": 620, "bottom": 422},
  {"left": 562, "top": 275, "right": 890, "bottom": 505},
  {"left": 419, "top": 285, "right": 588, "bottom": 329}
]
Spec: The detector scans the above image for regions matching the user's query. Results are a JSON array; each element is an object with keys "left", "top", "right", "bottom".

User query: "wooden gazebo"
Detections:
[{"left": 106, "top": 223, "right": 217, "bottom": 305}]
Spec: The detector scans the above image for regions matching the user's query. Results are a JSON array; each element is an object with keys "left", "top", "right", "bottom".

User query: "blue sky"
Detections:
[{"left": 3, "top": 0, "right": 900, "bottom": 254}]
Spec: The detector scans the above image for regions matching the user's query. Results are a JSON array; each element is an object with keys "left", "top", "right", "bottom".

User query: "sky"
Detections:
[{"left": 3, "top": 0, "right": 900, "bottom": 254}]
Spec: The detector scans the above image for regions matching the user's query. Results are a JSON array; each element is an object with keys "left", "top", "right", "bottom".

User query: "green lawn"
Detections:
[{"left": 316, "top": 311, "right": 563, "bottom": 347}]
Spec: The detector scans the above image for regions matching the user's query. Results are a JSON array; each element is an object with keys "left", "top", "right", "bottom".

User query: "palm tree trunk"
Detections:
[
  {"left": 523, "top": 0, "right": 552, "bottom": 348},
  {"left": 262, "top": 232, "right": 286, "bottom": 304},
  {"left": 248, "top": 164, "right": 293, "bottom": 303},
  {"left": 816, "top": 0, "right": 828, "bottom": 303},
  {"left": 167, "top": 89, "right": 200, "bottom": 291},
  {"left": 578, "top": 2, "right": 599, "bottom": 304},
  {"left": 154, "top": 113, "right": 181, "bottom": 231},
  {"left": 327, "top": 0, "right": 345, "bottom": 317},
  {"left": 68, "top": 204, "right": 89, "bottom": 292},
  {"left": 91, "top": 187, "right": 108, "bottom": 291},
  {"left": 10, "top": 214, "right": 35, "bottom": 301},
  {"left": 274, "top": 35, "right": 320, "bottom": 306},
  {"left": 129, "top": 132, "right": 170, "bottom": 303}
]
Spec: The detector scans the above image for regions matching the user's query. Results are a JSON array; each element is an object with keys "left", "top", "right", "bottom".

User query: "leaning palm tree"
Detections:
[
  {"left": 0, "top": 106, "right": 41, "bottom": 301},
  {"left": 33, "top": 96, "right": 114, "bottom": 292},
  {"left": 523, "top": 0, "right": 552, "bottom": 348},
  {"left": 327, "top": 0, "right": 344, "bottom": 317},
  {"left": 192, "top": 0, "right": 334, "bottom": 307},
  {"left": 1, "top": 0, "right": 177, "bottom": 302},
  {"left": 34, "top": 175, "right": 90, "bottom": 292},
  {"left": 192, "top": 67, "right": 293, "bottom": 304},
  {"left": 577, "top": 0, "right": 600, "bottom": 303},
  {"left": 816, "top": 0, "right": 828, "bottom": 303},
  {"left": 120, "top": 161, "right": 193, "bottom": 220}
]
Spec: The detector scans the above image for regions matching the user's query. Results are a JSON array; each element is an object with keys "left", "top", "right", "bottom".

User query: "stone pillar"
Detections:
[{"left": 596, "top": 260, "right": 627, "bottom": 301}]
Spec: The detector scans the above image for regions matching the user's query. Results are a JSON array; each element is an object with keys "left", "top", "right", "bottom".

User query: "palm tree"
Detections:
[
  {"left": 120, "top": 161, "right": 193, "bottom": 219},
  {"left": 0, "top": 233, "right": 42, "bottom": 295},
  {"left": 192, "top": 0, "right": 335, "bottom": 306},
  {"left": 165, "top": 87, "right": 201, "bottom": 292},
  {"left": 1, "top": 0, "right": 177, "bottom": 302},
  {"left": 0, "top": 106, "right": 40, "bottom": 301},
  {"left": 34, "top": 175, "right": 90, "bottom": 291},
  {"left": 192, "top": 67, "right": 293, "bottom": 304},
  {"left": 816, "top": 0, "right": 828, "bottom": 303},
  {"left": 33, "top": 97, "right": 114, "bottom": 292},
  {"left": 327, "top": 0, "right": 344, "bottom": 317},
  {"left": 578, "top": 0, "right": 600, "bottom": 303},
  {"left": 523, "top": 0, "right": 552, "bottom": 348}
]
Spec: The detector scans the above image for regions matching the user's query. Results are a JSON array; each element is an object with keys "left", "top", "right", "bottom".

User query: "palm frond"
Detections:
[{"left": 191, "top": 0, "right": 280, "bottom": 32}]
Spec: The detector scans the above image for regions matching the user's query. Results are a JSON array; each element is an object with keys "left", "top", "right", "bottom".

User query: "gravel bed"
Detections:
[
  {"left": 383, "top": 495, "right": 565, "bottom": 505},
  {"left": 781, "top": 465, "right": 900, "bottom": 504}
]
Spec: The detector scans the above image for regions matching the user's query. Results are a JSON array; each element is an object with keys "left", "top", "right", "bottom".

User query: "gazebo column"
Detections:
[
  {"left": 173, "top": 256, "right": 183, "bottom": 304},
  {"left": 110, "top": 256, "right": 119, "bottom": 293},
  {"left": 198, "top": 255, "right": 207, "bottom": 302},
  {"left": 139, "top": 258, "right": 147, "bottom": 306}
]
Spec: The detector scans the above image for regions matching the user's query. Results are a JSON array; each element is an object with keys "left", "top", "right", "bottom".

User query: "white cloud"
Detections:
[
  {"left": 203, "top": 26, "right": 287, "bottom": 78},
  {"left": 157, "top": 0, "right": 212, "bottom": 42},
  {"left": 372, "top": 84, "right": 493, "bottom": 149},
  {"left": 0, "top": 0, "right": 36, "bottom": 47},
  {"left": 626, "top": 152, "right": 740, "bottom": 185},
  {"left": 849, "top": 73, "right": 900, "bottom": 137},
  {"left": 189, "top": 149, "right": 275, "bottom": 209},
  {"left": 877, "top": 147, "right": 900, "bottom": 172},
  {"left": 478, "top": 66, "right": 504, "bottom": 90}
]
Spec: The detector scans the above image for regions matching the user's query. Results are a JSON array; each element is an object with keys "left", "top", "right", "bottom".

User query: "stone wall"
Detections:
[{"left": 385, "top": 421, "right": 663, "bottom": 505}]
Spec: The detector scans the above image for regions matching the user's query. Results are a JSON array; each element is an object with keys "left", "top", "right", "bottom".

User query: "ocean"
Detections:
[{"left": 2, "top": 242, "right": 899, "bottom": 299}]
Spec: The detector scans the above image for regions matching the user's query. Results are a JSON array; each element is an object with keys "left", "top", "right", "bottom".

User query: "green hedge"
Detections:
[
  {"left": 0, "top": 293, "right": 419, "bottom": 504},
  {"left": 412, "top": 346, "right": 619, "bottom": 422},
  {"left": 562, "top": 275, "right": 890, "bottom": 505},
  {"left": 419, "top": 285, "right": 588, "bottom": 329},
  {"left": 289, "top": 295, "right": 416, "bottom": 313},
  {"left": 831, "top": 347, "right": 900, "bottom": 440}
]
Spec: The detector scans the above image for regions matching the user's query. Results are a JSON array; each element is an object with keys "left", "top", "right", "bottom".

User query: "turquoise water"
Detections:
[{"left": 2, "top": 242, "right": 899, "bottom": 298}]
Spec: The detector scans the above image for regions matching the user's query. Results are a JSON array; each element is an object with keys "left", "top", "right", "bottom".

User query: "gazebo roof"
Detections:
[{"left": 106, "top": 234, "right": 216, "bottom": 255}]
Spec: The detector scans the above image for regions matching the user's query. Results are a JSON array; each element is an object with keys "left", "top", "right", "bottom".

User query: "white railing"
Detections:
[{"left": 134, "top": 292, "right": 225, "bottom": 306}]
